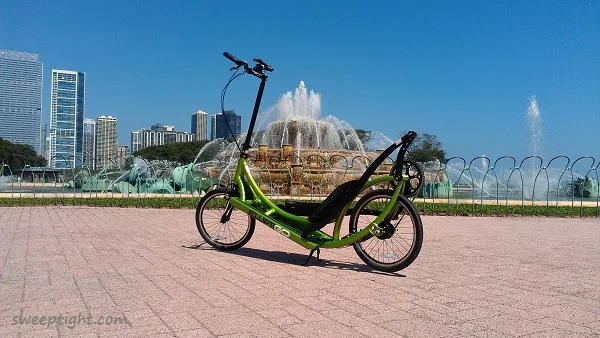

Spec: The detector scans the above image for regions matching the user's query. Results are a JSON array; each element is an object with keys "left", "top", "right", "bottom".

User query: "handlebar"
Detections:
[
  {"left": 223, "top": 52, "right": 247, "bottom": 67},
  {"left": 223, "top": 51, "right": 273, "bottom": 78}
]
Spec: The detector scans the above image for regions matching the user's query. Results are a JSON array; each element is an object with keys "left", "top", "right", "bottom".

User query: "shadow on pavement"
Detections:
[{"left": 183, "top": 243, "right": 405, "bottom": 277}]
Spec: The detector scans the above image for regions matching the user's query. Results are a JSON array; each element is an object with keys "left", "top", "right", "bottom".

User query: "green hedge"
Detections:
[
  {"left": 414, "top": 201, "right": 599, "bottom": 217},
  {"left": 0, "top": 197, "right": 199, "bottom": 209},
  {"left": 1, "top": 197, "right": 598, "bottom": 217}
]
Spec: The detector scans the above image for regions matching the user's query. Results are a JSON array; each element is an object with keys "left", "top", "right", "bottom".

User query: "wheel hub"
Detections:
[{"left": 376, "top": 221, "right": 395, "bottom": 239}]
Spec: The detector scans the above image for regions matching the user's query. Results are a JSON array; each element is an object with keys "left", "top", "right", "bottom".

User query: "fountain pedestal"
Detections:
[
  {"left": 290, "top": 163, "right": 303, "bottom": 196},
  {"left": 257, "top": 145, "right": 268, "bottom": 165},
  {"left": 281, "top": 144, "right": 293, "bottom": 163}
]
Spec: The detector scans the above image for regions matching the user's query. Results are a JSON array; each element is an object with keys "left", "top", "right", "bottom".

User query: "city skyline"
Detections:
[
  {"left": 1, "top": 48, "right": 200, "bottom": 168},
  {"left": 2, "top": 49, "right": 208, "bottom": 157},
  {"left": 1, "top": 2, "right": 599, "bottom": 160}
]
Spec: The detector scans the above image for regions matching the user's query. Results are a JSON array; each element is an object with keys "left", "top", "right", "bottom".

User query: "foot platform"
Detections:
[{"left": 302, "top": 247, "right": 320, "bottom": 266}]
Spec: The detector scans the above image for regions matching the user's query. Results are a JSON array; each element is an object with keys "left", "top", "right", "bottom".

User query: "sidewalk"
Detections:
[{"left": 1, "top": 207, "right": 599, "bottom": 337}]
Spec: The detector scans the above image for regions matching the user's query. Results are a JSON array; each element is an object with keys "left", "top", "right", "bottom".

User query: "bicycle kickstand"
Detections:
[{"left": 302, "top": 247, "right": 320, "bottom": 266}]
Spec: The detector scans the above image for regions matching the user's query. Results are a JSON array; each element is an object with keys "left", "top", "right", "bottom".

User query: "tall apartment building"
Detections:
[
  {"left": 116, "top": 144, "right": 129, "bottom": 169},
  {"left": 211, "top": 115, "right": 217, "bottom": 141},
  {"left": 82, "top": 118, "right": 97, "bottom": 169},
  {"left": 96, "top": 116, "right": 117, "bottom": 169},
  {"left": 49, "top": 69, "right": 85, "bottom": 168},
  {"left": 0, "top": 50, "right": 43, "bottom": 152},
  {"left": 130, "top": 131, "right": 142, "bottom": 154},
  {"left": 211, "top": 110, "right": 241, "bottom": 140},
  {"left": 191, "top": 110, "right": 208, "bottom": 141},
  {"left": 130, "top": 123, "right": 193, "bottom": 151}
]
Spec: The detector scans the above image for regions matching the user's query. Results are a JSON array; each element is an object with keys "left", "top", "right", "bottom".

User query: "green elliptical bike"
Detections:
[{"left": 195, "top": 52, "right": 424, "bottom": 272}]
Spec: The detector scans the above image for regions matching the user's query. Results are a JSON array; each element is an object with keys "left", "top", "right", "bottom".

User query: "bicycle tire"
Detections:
[
  {"left": 349, "top": 190, "right": 423, "bottom": 272},
  {"left": 196, "top": 188, "right": 255, "bottom": 251}
]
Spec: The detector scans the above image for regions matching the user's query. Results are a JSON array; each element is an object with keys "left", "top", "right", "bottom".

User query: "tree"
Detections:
[
  {"left": 134, "top": 140, "right": 209, "bottom": 164},
  {"left": 354, "top": 129, "right": 371, "bottom": 144},
  {"left": 0, "top": 137, "right": 46, "bottom": 172},
  {"left": 406, "top": 133, "right": 446, "bottom": 163}
]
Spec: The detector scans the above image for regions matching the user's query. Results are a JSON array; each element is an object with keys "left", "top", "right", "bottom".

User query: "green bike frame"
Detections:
[{"left": 227, "top": 157, "right": 409, "bottom": 250}]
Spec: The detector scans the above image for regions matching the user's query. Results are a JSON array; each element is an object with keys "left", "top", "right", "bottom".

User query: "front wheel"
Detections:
[
  {"left": 349, "top": 190, "right": 423, "bottom": 272},
  {"left": 196, "top": 188, "right": 255, "bottom": 251}
]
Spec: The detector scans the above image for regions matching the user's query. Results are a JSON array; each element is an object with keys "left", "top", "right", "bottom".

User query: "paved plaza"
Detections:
[{"left": 1, "top": 206, "right": 599, "bottom": 337}]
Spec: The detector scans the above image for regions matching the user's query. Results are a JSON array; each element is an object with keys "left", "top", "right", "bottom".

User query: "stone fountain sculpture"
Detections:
[{"left": 72, "top": 81, "right": 399, "bottom": 196}]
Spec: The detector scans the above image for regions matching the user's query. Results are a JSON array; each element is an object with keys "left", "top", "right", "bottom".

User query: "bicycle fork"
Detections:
[{"left": 220, "top": 200, "right": 234, "bottom": 223}]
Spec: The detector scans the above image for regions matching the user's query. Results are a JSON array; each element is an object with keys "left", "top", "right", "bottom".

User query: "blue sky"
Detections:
[{"left": 1, "top": 1, "right": 598, "bottom": 160}]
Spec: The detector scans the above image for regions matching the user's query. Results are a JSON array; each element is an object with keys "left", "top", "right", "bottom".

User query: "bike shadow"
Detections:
[{"left": 182, "top": 243, "right": 405, "bottom": 277}]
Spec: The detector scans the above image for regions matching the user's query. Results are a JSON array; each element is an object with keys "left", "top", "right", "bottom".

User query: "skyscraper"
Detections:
[
  {"left": 116, "top": 144, "right": 129, "bottom": 169},
  {"left": 0, "top": 50, "right": 43, "bottom": 152},
  {"left": 82, "top": 118, "right": 97, "bottom": 169},
  {"left": 211, "top": 114, "right": 217, "bottom": 141},
  {"left": 96, "top": 116, "right": 117, "bottom": 169},
  {"left": 50, "top": 70, "right": 85, "bottom": 168},
  {"left": 130, "top": 131, "right": 142, "bottom": 154},
  {"left": 191, "top": 110, "right": 208, "bottom": 141},
  {"left": 211, "top": 110, "right": 241, "bottom": 140}
]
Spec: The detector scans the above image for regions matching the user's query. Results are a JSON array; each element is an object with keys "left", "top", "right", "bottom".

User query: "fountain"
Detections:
[
  {"left": 416, "top": 97, "right": 597, "bottom": 202},
  {"left": 189, "top": 81, "right": 394, "bottom": 197},
  {"left": 255, "top": 81, "right": 365, "bottom": 151},
  {"left": 0, "top": 164, "right": 16, "bottom": 192},
  {"left": 524, "top": 96, "right": 546, "bottom": 200}
]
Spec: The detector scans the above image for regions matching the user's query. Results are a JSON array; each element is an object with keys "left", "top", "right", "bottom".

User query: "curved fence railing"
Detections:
[{"left": 0, "top": 155, "right": 598, "bottom": 217}]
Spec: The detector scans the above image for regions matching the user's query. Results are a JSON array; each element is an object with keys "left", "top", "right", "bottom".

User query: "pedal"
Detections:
[{"left": 302, "top": 247, "right": 320, "bottom": 266}]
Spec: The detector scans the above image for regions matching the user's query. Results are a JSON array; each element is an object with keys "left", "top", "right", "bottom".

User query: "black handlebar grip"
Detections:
[
  {"left": 253, "top": 58, "right": 274, "bottom": 72},
  {"left": 223, "top": 52, "right": 244, "bottom": 66}
]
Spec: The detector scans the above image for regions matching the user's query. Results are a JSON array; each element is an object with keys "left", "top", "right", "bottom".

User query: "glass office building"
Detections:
[
  {"left": 211, "top": 110, "right": 241, "bottom": 140},
  {"left": 0, "top": 50, "right": 43, "bottom": 152},
  {"left": 49, "top": 70, "right": 85, "bottom": 168}
]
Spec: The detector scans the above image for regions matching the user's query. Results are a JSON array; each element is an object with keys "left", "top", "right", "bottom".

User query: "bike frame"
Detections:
[
  {"left": 222, "top": 64, "right": 410, "bottom": 251},
  {"left": 227, "top": 157, "right": 408, "bottom": 250}
]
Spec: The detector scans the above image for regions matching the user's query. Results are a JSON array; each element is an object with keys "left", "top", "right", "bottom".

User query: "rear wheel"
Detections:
[
  {"left": 349, "top": 190, "right": 423, "bottom": 272},
  {"left": 196, "top": 188, "right": 255, "bottom": 251}
]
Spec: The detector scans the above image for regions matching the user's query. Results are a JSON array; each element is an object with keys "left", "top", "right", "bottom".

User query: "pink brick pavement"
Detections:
[{"left": 1, "top": 206, "right": 599, "bottom": 337}]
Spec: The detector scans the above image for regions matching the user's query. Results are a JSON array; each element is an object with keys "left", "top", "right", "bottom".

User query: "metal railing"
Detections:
[{"left": 1, "top": 155, "right": 598, "bottom": 217}]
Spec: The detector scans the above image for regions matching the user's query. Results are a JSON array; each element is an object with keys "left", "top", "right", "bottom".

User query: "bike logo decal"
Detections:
[
  {"left": 248, "top": 210, "right": 291, "bottom": 238},
  {"left": 273, "top": 225, "right": 291, "bottom": 238}
]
